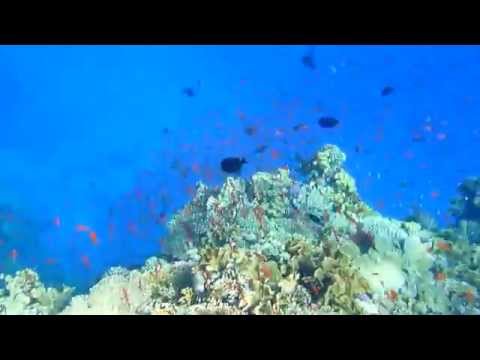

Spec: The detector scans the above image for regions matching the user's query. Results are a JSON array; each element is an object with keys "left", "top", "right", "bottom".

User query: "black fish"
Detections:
[
  {"left": 255, "top": 144, "right": 268, "bottom": 154},
  {"left": 221, "top": 157, "right": 247, "bottom": 173},
  {"left": 381, "top": 86, "right": 394, "bottom": 96},
  {"left": 318, "top": 116, "right": 339, "bottom": 128}
]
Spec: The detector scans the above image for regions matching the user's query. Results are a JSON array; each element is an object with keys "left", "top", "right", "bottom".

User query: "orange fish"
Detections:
[
  {"left": 430, "top": 191, "right": 440, "bottom": 199},
  {"left": 89, "top": 231, "right": 99, "bottom": 245},
  {"left": 436, "top": 240, "right": 452, "bottom": 252},
  {"left": 464, "top": 289, "right": 475, "bottom": 304},
  {"left": 259, "top": 262, "right": 273, "bottom": 279},
  {"left": 53, "top": 216, "right": 61, "bottom": 228},
  {"left": 80, "top": 255, "right": 91, "bottom": 269},
  {"left": 386, "top": 289, "right": 398, "bottom": 302},
  {"left": 9, "top": 249, "right": 18, "bottom": 262},
  {"left": 75, "top": 224, "right": 91, "bottom": 232},
  {"left": 434, "top": 272, "right": 446, "bottom": 281}
]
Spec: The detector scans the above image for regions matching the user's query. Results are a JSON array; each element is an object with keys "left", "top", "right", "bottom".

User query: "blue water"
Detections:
[{"left": 0, "top": 45, "right": 479, "bottom": 292}]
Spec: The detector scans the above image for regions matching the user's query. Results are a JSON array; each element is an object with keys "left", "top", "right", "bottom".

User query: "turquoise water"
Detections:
[{"left": 0, "top": 45, "right": 479, "bottom": 292}]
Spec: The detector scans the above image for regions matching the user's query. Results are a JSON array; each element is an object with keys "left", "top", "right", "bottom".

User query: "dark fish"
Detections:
[
  {"left": 411, "top": 133, "right": 426, "bottom": 142},
  {"left": 170, "top": 159, "right": 190, "bottom": 178},
  {"left": 302, "top": 55, "right": 316, "bottom": 70},
  {"left": 220, "top": 157, "right": 247, "bottom": 173},
  {"left": 244, "top": 126, "right": 257, "bottom": 136},
  {"left": 182, "top": 87, "right": 196, "bottom": 97},
  {"left": 182, "top": 81, "right": 201, "bottom": 97},
  {"left": 293, "top": 123, "right": 308, "bottom": 131},
  {"left": 318, "top": 116, "right": 339, "bottom": 128},
  {"left": 381, "top": 86, "right": 394, "bottom": 96},
  {"left": 162, "top": 128, "right": 170, "bottom": 135},
  {"left": 255, "top": 144, "right": 268, "bottom": 154},
  {"left": 354, "top": 144, "right": 362, "bottom": 153},
  {"left": 399, "top": 181, "right": 410, "bottom": 189},
  {"left": 294, "top": 153, "right": 313, "bottom": 176},
  {"left": 307, "top": 213, "right": 322, "bottom": 225},
  {"left": 301, "top": 46, "right": 316, "bottom": 70}
]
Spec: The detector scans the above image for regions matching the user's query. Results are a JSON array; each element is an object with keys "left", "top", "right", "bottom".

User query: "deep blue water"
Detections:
[{"left": 0, "top": 45, "right": 479, "bottom": 292}]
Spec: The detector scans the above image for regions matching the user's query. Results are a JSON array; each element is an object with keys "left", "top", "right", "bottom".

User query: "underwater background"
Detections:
[{"left": 0, "top": 45, "right": 479, "bottom": 293}]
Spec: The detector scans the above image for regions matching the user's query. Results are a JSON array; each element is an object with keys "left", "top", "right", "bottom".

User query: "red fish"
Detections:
[
  {"left": 271, "top": 149, "right": 281, "bottom": 160},
  {"left": 53, "top": 216, "right": 61, "bottom": 228},
  {"left": 403, "top": 150, "right": 415, "bottom": 160},
  {"left": 423, "top": 124, "right": 433, "bottom": 132},
  {"left": 159, "top": 237, "right": 166, "bottom": 248},
  {"left": 80, "top": 255, "right": 91, "bottom": 269},
  {"left": 0, "top": 238, "right": 4, "bottom": 246},
  {"left": 186, "top": 186, "right": 196, "bottom": 197},
  {"left": 127, "top": 222, "right": 139, "bottom": 236},
  {"left": 75, "top": 224, "right": 91, "bottom": 232},
  {"left": 134, "top": 189, "right": 143, "bottom": 201},
  {"left": 191, "top": 163, "right": 201, "bottom": 174},
  {"left": 201, "top": 167, "right": 214, "bottom": 182},
  {"left": 374, "top": 127, "right": 384, "bottom": 143},
  {"left": 89, "top": 231, "right": 99, "bottom": 245},
  {"left": 375, "top": 199, "right": 385, "bottom": 210},
  {"left": 9, "top": 249, "right": 18, "bottom": 262},
  {"left": 45, "top": 258, "right": 57, "bottom": 265},
  {"left": 108, "top": 223, "right": 116, "bottom": 241},
  {"left": 430, "top": 191, "right": 440, "bottom": 199},
  {"left": 274, "top": 128, "right": 285, "bottom": 138}
]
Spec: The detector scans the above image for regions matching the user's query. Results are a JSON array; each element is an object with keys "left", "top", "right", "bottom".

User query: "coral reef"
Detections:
[
  {"left": 450, "top": 177, "right": 480, "bottom": 222},
  {"left": 0, "top": 269, "right": 74, "bottom": 315},
  {"left": 2, "top": 144, "right": 480, "bottom": 315}
]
